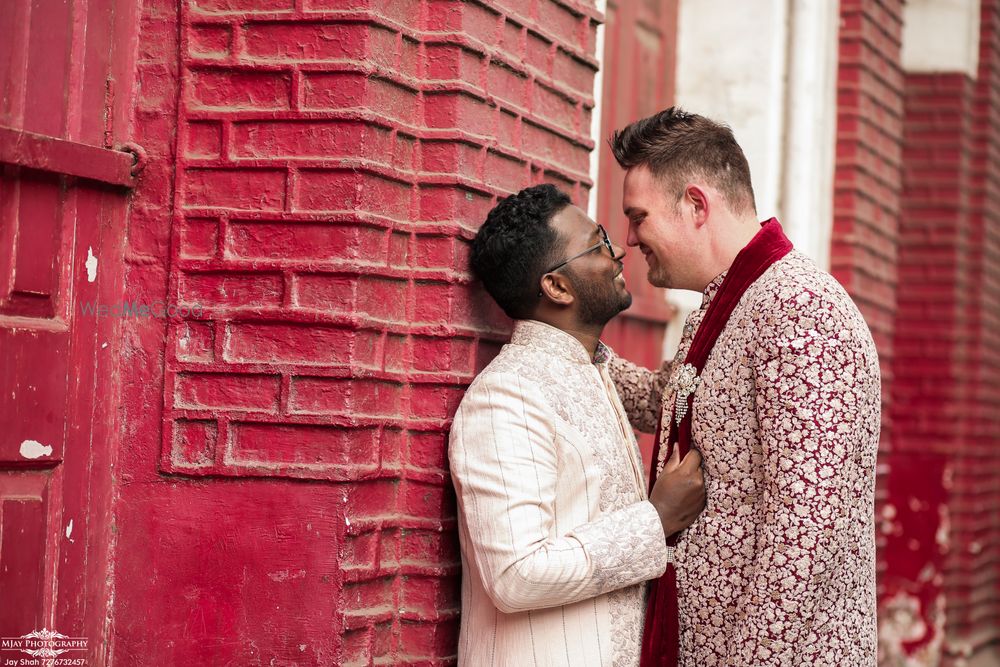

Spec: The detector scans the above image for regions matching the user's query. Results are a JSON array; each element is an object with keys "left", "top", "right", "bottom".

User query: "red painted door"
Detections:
[
  {"left": 595, "top": 0, "right": 679, "bottom": 469},
  {"left": 0, "top": 0, "right": 139, "bottom": 662}
]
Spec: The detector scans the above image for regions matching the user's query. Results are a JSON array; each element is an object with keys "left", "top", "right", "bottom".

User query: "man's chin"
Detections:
[
  {"left": 618, "top": 292, "right": 633, "bottom": 312},
  {"left": 646, "top": 267, "right": 670, "bottom": 289}
]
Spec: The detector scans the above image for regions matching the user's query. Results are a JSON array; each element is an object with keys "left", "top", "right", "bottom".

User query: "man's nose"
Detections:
[
  {"left": 626, "top": 223, "right": 639, "bottom": 247},
  {"left": 611, "top": 242, "right": 626, "bottom": 260}
]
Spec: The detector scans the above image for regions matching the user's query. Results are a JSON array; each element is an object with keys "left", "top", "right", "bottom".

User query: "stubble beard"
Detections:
[
  {"left": 570, "top": 271, "right": 632, "bottom": 326},
  {"left": 646, "top": 259, "right": 671, "bottom": 289}
]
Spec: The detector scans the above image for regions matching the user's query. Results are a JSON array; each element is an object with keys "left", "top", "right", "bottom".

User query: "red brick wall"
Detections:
[
  {"left": 832, "top": 0, "right": 904, "bottom": 404},
  {"left": 114, "top": 0, "right": 602, "bottom": 663},
  {"left": 892, "top": 66, "right": 971, "bottom": 667},
  {"left": 963, "top": 1, "right": 1000, "bottom": 657},
  {"left": 830, "top": 0, "right": 910, "bottom": 661},
  {"left": 933, "top": 0, "right": 1000, "bottom": 660},
  {"left": 887, "top": 2, "right": 1000, "bottom": 664}
]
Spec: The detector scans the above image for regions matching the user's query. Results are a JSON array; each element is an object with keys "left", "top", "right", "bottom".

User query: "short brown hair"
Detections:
[{"left": 609, "top": 107, "right": 756, "bottom": 215}]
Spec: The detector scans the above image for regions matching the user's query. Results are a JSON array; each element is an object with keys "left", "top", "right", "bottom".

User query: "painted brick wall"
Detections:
[
  {"left": 961, "top": 1, "right": 1000, "bottom": 659},
  {"left": 928, "top": 0, "right": 1000, "bottom": 661},
  {"left": 882, "top": 1, "right": 1000, "bottom": 665},
  {"left": 830, "top": 0, "right": 907, "bottom": 662},
  {"left": 115, "top": 0, "right": 602, "bottom": 664},
  {"left": 832, "top": 0, "right": 904, "bottom": 407},
  {"left": 891, "top": 66, "right": 972, "bottom": 667}
]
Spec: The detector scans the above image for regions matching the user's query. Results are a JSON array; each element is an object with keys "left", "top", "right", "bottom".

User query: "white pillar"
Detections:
[
  {"left": 588, "top": 0, "right": 609, "bottom": 219},
  {"left": 781, "top": 0, "right": 841, "bottom": 271},
  {"left": 901, "top": 0, "right": 981, "bottom": 76}
]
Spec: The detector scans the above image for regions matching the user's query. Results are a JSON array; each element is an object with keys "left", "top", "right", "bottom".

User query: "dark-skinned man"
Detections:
[{"left": 449, "top": 184, "right": 705, "bottom": 667}]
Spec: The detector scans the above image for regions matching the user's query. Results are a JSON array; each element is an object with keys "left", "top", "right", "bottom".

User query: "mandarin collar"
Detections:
[
  {"left": 700, "top": 271, "right": 728, "bottom": 309},
  {"left": 510, "top": 320, "right": 612, "bottom": 365}
]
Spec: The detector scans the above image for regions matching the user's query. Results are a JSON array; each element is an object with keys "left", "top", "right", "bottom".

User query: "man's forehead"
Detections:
[
  {"left": 553, "top": 204, "right": 597, "bottom": 233},
  {"left": 623, "top": 166, "right": 673, "bottom": 214}
]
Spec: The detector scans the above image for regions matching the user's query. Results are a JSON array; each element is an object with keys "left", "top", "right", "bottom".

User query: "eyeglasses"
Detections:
[
  {"left": 538, "top": 224, "right": 617, "bottom": 297},
  {"left": 544, "top": 224, "right": 615, "bottom": 274}
]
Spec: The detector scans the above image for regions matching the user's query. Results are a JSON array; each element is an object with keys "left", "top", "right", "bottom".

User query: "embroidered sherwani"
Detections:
[
  {"left": 611, "top": 251, "right": 880, "bottom": 666},
  {"left": 450, "top": 320, "right": 669, "bottom": 667}
]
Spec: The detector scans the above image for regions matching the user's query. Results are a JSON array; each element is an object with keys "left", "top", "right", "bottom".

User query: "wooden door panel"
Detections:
[
  {"left": 0, "top": 0, "right": 139, "bottom": 657},
  {"left": 0, "top": 0, "right": 31, "bottom": 126},
  {"left": 1, "top": 169, "right": 69, "bottom": 320},
  {"left": 0, "top": 329, "right": 70, "bottom": 464},
  {"left": 18, "top": 0, "right": 74, "bottom": 137},
  {"left": 0, "top": 472, "right": 52, "bottom": 636}
]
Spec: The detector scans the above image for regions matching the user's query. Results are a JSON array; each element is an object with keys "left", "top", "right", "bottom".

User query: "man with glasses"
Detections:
[{"left": 449, "top": 183, "right": 706, "bottom": 667}]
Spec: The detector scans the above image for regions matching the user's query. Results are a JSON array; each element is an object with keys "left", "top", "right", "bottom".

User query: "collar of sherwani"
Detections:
[
  {"left": 700, "top": 270, "right": 729, "bottom": 309},
  {"left": 511, "top": 319, "right": 612, "bottom": 366}
]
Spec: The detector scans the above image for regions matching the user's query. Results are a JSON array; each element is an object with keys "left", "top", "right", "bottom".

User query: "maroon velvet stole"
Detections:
[{"left": 640, "top": 219, "right": 793, "bottom": 667}]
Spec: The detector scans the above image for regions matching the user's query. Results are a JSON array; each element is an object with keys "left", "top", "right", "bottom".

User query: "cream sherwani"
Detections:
[
  {"left": 611, "top": 251, "right": 880, "bottom": 666},
  {"left": 449, "top": 320, "right": 669, "bottom": 667}
]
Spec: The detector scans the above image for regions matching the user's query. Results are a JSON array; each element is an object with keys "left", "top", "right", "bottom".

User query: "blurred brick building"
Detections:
[{"left": 0, "top": 0, "right": 997, "bottom": 665}]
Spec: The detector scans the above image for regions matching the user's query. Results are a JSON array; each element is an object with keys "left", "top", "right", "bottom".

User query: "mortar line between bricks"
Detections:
[
  {"left": 179, "top": 105, "right": 595, "bottom": 152},
  {"left": 188, "top": 8, "right": 602, "bottom": 67},
  {"left": 182, "top": 80, "right": 596, "bottom": 150},
  {"left": 188, "top": 25, "right": 600, "bottom": 108},
  {"left": 181, "top": 150, "right": 595, "bottom": 187}
]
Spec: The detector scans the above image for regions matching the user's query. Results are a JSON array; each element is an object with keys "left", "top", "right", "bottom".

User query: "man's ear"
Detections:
[
  {"left": 539, "top": 272, "right": 575, "bottom": 306},
  {"left": 684, "top": 185, "right": 710, "bottom": 227}
]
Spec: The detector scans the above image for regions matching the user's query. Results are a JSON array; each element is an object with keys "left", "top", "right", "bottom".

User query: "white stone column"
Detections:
[
  {"left": 901, "top": 0, "right": 980, "bottom": 76},
  {"left": 781, "top": 0, "right": 841, "bottom": 271},
  {"left": 588, "top": 0, "right": 609, "bottom": 218}
]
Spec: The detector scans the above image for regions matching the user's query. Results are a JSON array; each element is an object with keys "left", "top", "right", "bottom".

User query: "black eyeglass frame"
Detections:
[
  {"left": 544, "top": 224, "right": 614, "bottom": 274},
  {"left": 537, "top": 224, "right": 616, "bottom": 297}
]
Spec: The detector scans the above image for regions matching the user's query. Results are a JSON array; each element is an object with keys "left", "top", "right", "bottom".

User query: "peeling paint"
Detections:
[
  {"left": 66, "top": 519, "right": 74, "bottom": 542},
  {"left": 942, "top": 463, "right": 954, "bottom": 490},
  {"left": 102, "top": 342, "right": 108, "bottom": 349},
  {"left": 19, "top": 439, "right": 53, "bottom": 459},
  {"left": 880, "top": 502, "right": 900, "bottom": 536},
  {"left": 878, "top": 591, "right": 944, "bottom": 666},
  {"left": 935, "top": 504, "right": 950, "bottom": 550},
  {"left": 86, "top": 246, "right": 98, "bottom": 282}
]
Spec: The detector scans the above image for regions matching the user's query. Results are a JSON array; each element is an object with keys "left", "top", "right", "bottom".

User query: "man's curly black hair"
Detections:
[{"left": 471, "top": 184, "right": 571, "bottom": 320}]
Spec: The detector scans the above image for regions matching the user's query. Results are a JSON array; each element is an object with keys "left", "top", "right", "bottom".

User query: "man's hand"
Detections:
[{"left": 649, "top": 445, "right": 706, "bottom": 538}]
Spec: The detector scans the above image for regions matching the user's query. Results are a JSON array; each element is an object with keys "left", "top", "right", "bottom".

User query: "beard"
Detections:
[
  {"left": 566, "top": 267, "right": 633, "bottom": 326},
  {"left": 645, "top": 254, "right": 671, "bottom": 288}
]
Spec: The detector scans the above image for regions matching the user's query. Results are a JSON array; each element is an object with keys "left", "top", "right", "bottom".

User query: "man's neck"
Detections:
[
  {"left": 531, "top": 314, "right": 604, "bottom": 360},
  {"left": 556, "top": 324, "right": 603, "bottom": 359},
  {"left": 697, "top": 217, "right": 762, "bottom": 291}
]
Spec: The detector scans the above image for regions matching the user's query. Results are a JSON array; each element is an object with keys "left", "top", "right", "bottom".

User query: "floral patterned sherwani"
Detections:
[
  {"left": 449, "top": 320, "right": 669, "bottom": 667},
  {"left": 611, "top": 251, "right": 880, "bottom": 666}
]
